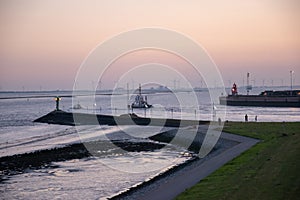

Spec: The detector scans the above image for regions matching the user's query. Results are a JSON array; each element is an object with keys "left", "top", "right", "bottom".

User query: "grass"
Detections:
[{"left": 176, "top": 122, "right": 300, "bottom": 200}]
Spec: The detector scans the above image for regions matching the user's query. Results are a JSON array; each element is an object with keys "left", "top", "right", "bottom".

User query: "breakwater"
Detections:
[{"left": 34, "top": 110, "right": 210, "bottom": 127}]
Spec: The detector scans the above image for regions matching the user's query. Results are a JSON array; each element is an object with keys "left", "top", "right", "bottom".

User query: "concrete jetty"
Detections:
[{"left": 34, "top": 110, "right": 210, "bottom": 127}]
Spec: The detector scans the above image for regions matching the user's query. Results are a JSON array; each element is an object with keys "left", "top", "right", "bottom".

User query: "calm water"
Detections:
[{"left": 0, "top": 88, "right": 299, "bottom": 199}]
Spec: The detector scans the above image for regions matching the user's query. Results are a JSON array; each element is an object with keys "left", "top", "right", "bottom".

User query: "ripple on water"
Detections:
[{"left": 1, "top": 146, "right": 191, "bottom": 200}]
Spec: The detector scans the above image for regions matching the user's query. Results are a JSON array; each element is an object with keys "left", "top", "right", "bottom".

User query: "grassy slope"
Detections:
[{"left": 176, "top": 122, "right": 300, "bottom": 200}]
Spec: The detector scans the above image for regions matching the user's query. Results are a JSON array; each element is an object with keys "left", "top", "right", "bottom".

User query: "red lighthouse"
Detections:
[{"left": 231, "top": 83, "right": 238, "bottom": 95}]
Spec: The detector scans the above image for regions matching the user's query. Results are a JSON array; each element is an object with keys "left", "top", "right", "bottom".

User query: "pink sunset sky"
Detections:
[{"left": 0, "top": 0, "right": 299, "bottom": 91}]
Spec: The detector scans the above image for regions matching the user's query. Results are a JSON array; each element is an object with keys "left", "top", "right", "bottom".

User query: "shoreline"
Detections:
[
  {"left": 111, "top": 132, "right": 259, "bottom": 200},
  {"left": 0, "top": 124, "right": 254, "bottom": 200},
  {"left": 1, "top": 111, "right": 260, "bottom": 199},
  {"left": 0, "top": 139, "right": 166, "bottom": 182}
]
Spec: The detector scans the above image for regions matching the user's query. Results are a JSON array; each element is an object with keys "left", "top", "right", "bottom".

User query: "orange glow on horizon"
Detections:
[{"left": 0, "top": 0, "right": 299, "bottom": 90}]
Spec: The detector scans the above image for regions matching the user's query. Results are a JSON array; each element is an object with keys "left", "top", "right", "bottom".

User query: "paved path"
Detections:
[{"left": 124, "top": 132, "right": 259, "bottom": 200}]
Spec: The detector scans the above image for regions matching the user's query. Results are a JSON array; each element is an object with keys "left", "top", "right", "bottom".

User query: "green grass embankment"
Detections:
[{"left": 176, "top": 122, "right": 300, "bottom": 200}]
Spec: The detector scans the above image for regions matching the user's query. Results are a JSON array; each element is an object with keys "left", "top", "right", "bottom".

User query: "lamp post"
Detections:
[
  {"left": 290, "top": 70, "right": 294, "bottom": 96},
  {"left": 290, "top": 70, "right": 294, "bottom": 89},
  {"left": 54, "top": 96, "right": 61, "bottom": 111}
]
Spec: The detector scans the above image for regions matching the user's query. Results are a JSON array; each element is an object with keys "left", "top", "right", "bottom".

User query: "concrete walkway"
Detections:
[{"left": 122, "top": 132, "right": 259, "bottom": 200}]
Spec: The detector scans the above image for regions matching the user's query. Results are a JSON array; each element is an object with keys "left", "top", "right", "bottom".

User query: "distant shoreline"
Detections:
[{"left": 1, "top": 85, "right": 299, "bottom": 95}]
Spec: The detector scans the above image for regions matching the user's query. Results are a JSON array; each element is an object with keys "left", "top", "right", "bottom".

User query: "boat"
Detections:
[
  {"left": 72, "top": 103, "right": 83, "bottom": 109},
  {"left": 219, "top": 83, "right": 300, "bottom": 107},
  {"left": 131, "top": 84, "right": 152, "bottom": 109}
]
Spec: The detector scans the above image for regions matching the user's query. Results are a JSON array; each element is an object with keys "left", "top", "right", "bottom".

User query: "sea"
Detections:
[{"left": 0, "top": 86, "right": 299, "bottom": 199}]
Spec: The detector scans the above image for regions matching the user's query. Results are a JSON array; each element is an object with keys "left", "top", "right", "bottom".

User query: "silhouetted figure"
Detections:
[
  {"left": 255, "top": 115, "right": 257, "bottom": 122},
  {"left": 218, "top": 118, "right": 221, "bottom": 125},
  {"left": 245, "top": 114, "right": 248, "bottom": 122}
]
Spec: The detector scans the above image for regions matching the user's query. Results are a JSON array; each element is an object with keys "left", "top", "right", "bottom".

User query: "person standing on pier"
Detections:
[{"left": 245, "top": 114, "right": 248, "bottom": 122}]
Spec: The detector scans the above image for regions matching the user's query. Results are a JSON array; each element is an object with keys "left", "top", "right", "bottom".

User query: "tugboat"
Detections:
[
  {"left": 219, "top": 83, "right": 300, "bottom": 107},
  {"left": 131, "top": 84, "right": 152, "bottom": 108}
]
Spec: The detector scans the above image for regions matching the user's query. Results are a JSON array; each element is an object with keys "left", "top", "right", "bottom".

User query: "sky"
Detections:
[{"left": 0, "top": 0, "right": 299, "bottom": 91}]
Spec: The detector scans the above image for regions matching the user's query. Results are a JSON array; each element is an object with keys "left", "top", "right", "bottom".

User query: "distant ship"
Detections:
[
  {"left": 131, "top": 84, "right": 152, "bottom": 109},
  {"left": 219, "top": 83, "right": 300, "bottom": 107}
]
